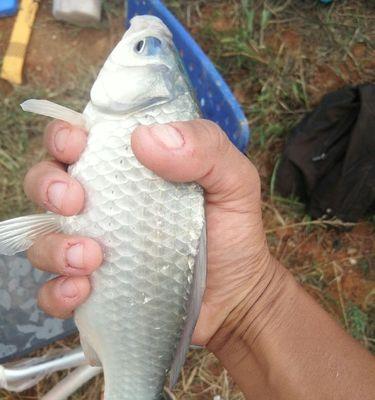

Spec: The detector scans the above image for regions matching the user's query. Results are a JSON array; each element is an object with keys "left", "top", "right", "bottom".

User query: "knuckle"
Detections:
[
  {"left": 244, "top": 160, "right": 261, "bottom": 186},
  {"left": 23, "top": 163, "right": 40, "bottom": 187},
  {"left": 240, "top": 159, "right": 261, "bottom": 199},
  {"left": 198, "top": 118, "right": 221, "bottom": 133},
  {"left": 24, "top": 160, "right": 60, "bottom": 186},
  {"left": 53, "top": 244, "right": 67, "bottom": 274},
  {"left": 43, "top": 124, "right": 55, "bottom": 148},
  {"left": 42, "top": 159, "right": 63, "bottom": 171},
  {"left": 26, "top": 246, "right": 37, "bottom": 266},
  {"left": 195, "top": 119, "right": 231, "bottom": 155},
  {"left": 28, "top": 247, "right": 45, "bottom": 271},
  {"left": 38, "top": 282, "right": 70, "bottom": 319}
]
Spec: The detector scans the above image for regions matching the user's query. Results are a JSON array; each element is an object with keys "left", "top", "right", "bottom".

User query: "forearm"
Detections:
[{"left": 208, "top": 259, "right": 375, "bottom": 400}]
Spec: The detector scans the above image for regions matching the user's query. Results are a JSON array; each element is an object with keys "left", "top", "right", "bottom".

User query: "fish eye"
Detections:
[
  {"left": 135, "top": 40, "right": 145, "bottom": 53},
  {"left": 134, "top": 37, "right": 162, "bottom": 56}
]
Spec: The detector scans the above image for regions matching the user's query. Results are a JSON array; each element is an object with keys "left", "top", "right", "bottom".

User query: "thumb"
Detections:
[{"left": 131, "top": 119, "right": 260, "bottom": 212}]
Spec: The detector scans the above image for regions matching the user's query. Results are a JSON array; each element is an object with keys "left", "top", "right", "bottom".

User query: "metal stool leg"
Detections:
[{"left": 41, "top": 365, "right": 102, "bottom": 400}]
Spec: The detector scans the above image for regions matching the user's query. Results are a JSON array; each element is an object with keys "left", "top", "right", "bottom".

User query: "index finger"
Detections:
[{"left": 44, "top": 120, "right": 88, "bottom": 164}]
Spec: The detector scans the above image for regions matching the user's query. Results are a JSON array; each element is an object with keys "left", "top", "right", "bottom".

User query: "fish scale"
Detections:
[
  {"left": 0, "top": 16, "right": 206, "bottom": 399},
  {"left": 59, "top": 93, "right": 204, "bottom": 399}
]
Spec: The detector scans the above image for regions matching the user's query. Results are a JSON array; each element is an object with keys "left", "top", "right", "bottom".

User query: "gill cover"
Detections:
[{"left": 90, "top": 16, "right": 181, "bottom": 114}]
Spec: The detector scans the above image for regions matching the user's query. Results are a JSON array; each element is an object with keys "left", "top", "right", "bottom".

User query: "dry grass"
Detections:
[{"left": 0, "top": 0, "right": 374, "bottom": 399}]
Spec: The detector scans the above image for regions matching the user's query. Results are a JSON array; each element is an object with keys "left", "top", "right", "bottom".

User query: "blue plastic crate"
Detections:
[
  {"left": 0, "top": 0, "right": 18, "bottom": 18},
  {"left": 127, "top": 0, "right": 250, "bottom": 152}
]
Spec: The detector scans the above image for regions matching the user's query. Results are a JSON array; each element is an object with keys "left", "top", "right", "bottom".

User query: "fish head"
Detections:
[{"left": 90, "top": 15, "right": 192, "bottom": 114}]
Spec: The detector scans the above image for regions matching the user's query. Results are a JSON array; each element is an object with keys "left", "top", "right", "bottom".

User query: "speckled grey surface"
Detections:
[{"left": 0, "top": 253, "right": 75, "bottom": 363}]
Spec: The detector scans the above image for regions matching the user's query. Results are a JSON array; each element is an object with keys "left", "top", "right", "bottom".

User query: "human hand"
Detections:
[{"left": 25, "top": 119, "right": 277, "bottom": 346}]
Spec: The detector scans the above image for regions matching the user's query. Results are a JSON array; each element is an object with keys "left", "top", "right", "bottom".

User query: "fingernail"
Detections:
[
  {"left": 54, "top": 128, "right": 70, "bottom": 152},
  {"left": 48, "top": 182, "right": 67, "bottom": 210},
  {"left": 60, "top": 279, "right": 78, "bottom": 298},
  {"left": 149, "top": 124, "right": 184, "bottom": 149},
  {"left": 66, "top": 244, "right": 83, "bottom": 269}
]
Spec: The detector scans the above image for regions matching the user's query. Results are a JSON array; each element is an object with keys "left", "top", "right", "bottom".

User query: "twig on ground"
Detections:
[
  {"left": 265, "top": 219, "right": 356, "bottom": 234},
  {"left": 332, "top": 261, "right": 349, "bottom": 330}
]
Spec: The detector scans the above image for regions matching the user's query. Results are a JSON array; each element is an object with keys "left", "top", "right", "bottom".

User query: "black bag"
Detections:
[{"left": 275, "top": 84, "right": 375, "bottom": 222}]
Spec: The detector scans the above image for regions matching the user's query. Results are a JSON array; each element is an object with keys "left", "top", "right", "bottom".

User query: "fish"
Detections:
[{"left": 0, "top": 15, "right": 206, "bottom": 400}]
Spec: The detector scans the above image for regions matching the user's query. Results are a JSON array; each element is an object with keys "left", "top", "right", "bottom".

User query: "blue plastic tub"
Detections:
[
  {"left": 127, "top": 0, "right": 250, "bottom": 152},
  {"left": 0, "top": 0, "right": 18, "bottom": 18}
]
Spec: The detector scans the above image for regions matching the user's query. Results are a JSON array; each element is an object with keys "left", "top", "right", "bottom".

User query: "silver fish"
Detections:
[{"left": 0, "top": 16, "right": 206, "bottom": 400}]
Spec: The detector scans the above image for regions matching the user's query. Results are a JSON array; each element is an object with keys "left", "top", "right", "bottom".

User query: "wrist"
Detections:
[{"left": 207, "top": 257, "right": 297, "bottom": 357}]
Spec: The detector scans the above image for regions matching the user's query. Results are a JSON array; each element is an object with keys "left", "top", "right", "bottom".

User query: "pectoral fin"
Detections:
[
  {"left": 21, "top": 99, "right": 87, "bottom": 128},
  {"left": 0, "top": 214, "right": 61, "bottom": 256},
  {"left": 80, "top": 335, "right": 102, "bottom": 367}
]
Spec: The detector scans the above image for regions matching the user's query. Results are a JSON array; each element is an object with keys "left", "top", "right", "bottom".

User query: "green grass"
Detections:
[
  {"left": 167, "top": 0, "right": 375, "bottom": 147},
  {"left": 0, "top": 87, "right": 46, "bottom": 218},
  {"left": 347, "top": 301, "right": 368, "bottom": 341},
  {"left": 102, "top": 0, "right": 124, "bottom": 16}
]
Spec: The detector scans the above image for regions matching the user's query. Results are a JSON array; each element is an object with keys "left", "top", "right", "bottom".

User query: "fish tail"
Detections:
[{"left": 0, "top": 213, "right": 61, "bottom": 255}]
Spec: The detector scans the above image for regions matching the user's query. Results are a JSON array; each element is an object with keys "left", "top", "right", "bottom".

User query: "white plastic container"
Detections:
[{"left": 52, "top": 0, "right": 102, "bottom": 25}]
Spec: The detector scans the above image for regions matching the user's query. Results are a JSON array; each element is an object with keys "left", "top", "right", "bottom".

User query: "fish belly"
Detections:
[{"left": 63, "top": 114, "right": 204, "bottom": 400}]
